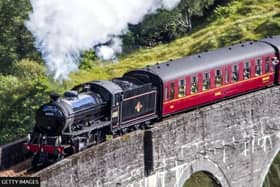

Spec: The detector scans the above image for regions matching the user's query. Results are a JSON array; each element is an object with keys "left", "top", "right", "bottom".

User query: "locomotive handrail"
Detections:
[{"left": 62, "top": 121, "right": 111, "bottom": 136}]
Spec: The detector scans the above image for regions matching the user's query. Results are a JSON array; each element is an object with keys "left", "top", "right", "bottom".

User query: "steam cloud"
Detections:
[{"left": 26, "top": 0, "right": 181, "bottom": 80}]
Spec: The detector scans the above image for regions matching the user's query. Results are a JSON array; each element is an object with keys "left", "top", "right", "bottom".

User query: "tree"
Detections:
[
  {"left": 122, "top": 0, "right": 217, "bottom": 50},
  {"left": 123, "top": 10, "right": 186, "bottom": 50},
  {"left": 0, "top": 0, "right": 40, "bottom": 74},
  {"left": 178, "top": 0, "right": 215, "bottom": 30},
  {"left": 0, "top": 60, "right": 50, "bottom": 144}
]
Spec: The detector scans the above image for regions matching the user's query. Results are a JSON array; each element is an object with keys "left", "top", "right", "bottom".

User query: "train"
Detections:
[{"left": 24, "top": 35, "right": 280, "bottom": 167}]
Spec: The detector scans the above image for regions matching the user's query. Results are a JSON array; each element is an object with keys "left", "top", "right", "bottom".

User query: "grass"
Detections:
[{"left": 66, "top": 0, "right": 280, "bottom": 88}]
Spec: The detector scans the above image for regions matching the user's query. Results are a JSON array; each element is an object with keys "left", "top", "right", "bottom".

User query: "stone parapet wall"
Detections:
[{"left": 0, "top": 138, "right": 27, "bottom": 170}]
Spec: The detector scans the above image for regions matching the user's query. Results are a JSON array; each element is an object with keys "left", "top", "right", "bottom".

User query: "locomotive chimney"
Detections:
[{"left": 50, "top": 93, "right": 60, "bottom": 102}]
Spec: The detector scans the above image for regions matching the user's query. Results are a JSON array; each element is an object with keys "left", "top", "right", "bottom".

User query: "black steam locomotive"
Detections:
[
  {"left": 24, "top": 35, "right": 280, "bottom": 167},
  {"left": 25, "top": 77, "right": 159, "bottom": 166}
]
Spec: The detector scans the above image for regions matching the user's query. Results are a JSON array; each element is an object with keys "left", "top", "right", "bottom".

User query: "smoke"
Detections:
[
  {"left": 26, "top": 0, "right": 181, "bottom": 80},
  {"left": 95, "top": 38, "right": 123, "bottom": 61}
]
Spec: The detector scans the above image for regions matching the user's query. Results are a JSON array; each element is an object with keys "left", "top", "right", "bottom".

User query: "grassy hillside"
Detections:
[{"left": 68, "top": 0, "right": 280, "bottom": 87}]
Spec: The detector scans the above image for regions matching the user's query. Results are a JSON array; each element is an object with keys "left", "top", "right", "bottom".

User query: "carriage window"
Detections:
[
  {"left": 265, "top": 62, "right": 270, "bottom": 73},
  {"left": 170, "top": 82, "right": 175, "bottom": 100},
  {"left": 178, "top": 79, "right": 186, "bottom": 97},
  {"left": 203, "top": 73, "right": 210, "bottom": 91},
  {"left": 266, "top": 57, "right": 270, "bottom": 63},
  {"left": 244, "top": 62, "right": 250, "bottom": 80},
  {"left": 225, "top": 69, "right": 229, "bottom": 83},
  {"left": 255, "top": 59, "right": 262, "bottom": 76},
  {"left": 164, "top": 87, "right": 168, "bottom": 101},
  {"left": 232, "top": 65, "right": 239, "bottom": 82},
  {"left": 215, "top": 69, "right": 222, "bottom": 87},
  {"left": 191, "top": 76, "right": 198, "bottom": 94},
  {"left": 265, "top": 57, "right": 270, "bottom": 73}
]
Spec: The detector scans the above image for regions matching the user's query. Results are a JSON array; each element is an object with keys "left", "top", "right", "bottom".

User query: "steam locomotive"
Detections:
[{"left": 24, "top": 35, "right": 280, "bottom": 167}]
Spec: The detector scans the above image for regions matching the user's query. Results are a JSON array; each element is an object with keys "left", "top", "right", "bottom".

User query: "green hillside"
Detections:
[{"left": 68, "top": 0, "right": 280, "bottom": 88}]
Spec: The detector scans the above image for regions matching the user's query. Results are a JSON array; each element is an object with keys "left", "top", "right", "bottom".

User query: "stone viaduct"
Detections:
[{"left": 33, "top": 86, "right": 280, "bottom": 187}]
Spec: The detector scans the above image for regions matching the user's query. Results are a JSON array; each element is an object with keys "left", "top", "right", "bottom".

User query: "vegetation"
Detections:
[
  {"left": 70, "top": 0, "right": 280, "bottom": 87},
  {"left": 0, "top": 0, "right": 40, "bottom": 74},
  {"left": 263, "top": 151, "right": 280, "bottom": 187},
  {"left": 0, "top": 60, "right": 64, "bottom": 143},
  {"left": 183, "top": 172, "right": 220, "bottom": 187},
  {"left": 0, "top": 0, "right": 279, "bottom": 184},
  {"left": 123, "top": 0, "right": 216, "bottom": 51}
]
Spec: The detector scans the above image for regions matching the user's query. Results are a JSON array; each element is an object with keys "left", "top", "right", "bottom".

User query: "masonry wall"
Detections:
[
  {"left": 34, "top": 86, "right": 280, "bottom": 187},
  {"left": 34, "top": 131, "right": 145, "bottom": 187},
  {"left": 144, "top": 86, "right": 280, "bottom": 187},
  {"left": 0, "top": 138, "right": 28, "bottom": 170}
]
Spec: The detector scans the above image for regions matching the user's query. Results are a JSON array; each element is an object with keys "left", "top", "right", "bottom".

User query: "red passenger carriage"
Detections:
[{"left": 126, "top": 36, "right": 280, "bottom": 117}]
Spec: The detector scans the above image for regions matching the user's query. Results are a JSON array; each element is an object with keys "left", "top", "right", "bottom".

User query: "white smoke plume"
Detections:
[
  {"left": 26, "top": 0, "right": 181, "bottom": 80},
  {"left": 95, "top": 37, "right": 123, "bottom": 61}
]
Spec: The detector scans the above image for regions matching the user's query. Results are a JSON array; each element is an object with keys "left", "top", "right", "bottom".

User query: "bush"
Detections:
[
  {"left": 255, "top": 17, "right": 280, "bottom": 36},
  {"left": 0, "top": 60, "right": 52, "bottom": 144}
]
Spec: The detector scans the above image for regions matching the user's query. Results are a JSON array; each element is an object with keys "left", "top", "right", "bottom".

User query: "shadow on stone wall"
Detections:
[
  {"left": 183, "top": 171, "right": 221, "bottom": 187},
  {"left": 263, "top": 151, "right": 280, "bottom": 187}
]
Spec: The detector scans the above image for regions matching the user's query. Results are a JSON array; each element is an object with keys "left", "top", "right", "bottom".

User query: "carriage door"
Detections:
[{"left": 111, "top": 93, "right": 121, "bottom": 132}]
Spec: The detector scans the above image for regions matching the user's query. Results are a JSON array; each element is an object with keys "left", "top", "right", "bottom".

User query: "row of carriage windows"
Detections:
[{"left": 165, "top": 57, "right": 272, "bottom": 101}]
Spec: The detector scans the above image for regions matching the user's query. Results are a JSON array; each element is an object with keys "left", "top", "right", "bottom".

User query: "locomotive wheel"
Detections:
[
  {"left": 86, "top": 132, "right": 93, "bottom": 145},
  {"left": 121, "top": 128, "right": 128, "bottom": 134},
  {"left": 134, "top": 124, "right": 140, "bottom": 130},
  {"left": 70, "top": 145, "right": 78, "bottom": 154},
  {"left": 144, "top": 121, "right": 152, "bottom": 129},
  {"left": 94, "top": 130, "right": 104, "bottom": 144},
  {"left": 129, "top": 124, "right": 139, "bottom": 132},
  {"left": 140, "top": 123, "right": 146, "bottom": 130},
  {"left": 112, "top": 132, "right": 119, "bottom": 138},
  {"left": 32, "top": 154, "right": 39, "bottom": 168},
  {"left": 55, "top": 154, "right": 64, "bottom": 163}
]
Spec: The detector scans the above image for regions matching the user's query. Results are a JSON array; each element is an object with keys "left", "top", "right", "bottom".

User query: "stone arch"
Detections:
[
  {"left": 177, "top": 158, "right": 230, "bottom": 187},
  {"left": 259, "top": 141, "right": 280, "bottom": 187}
]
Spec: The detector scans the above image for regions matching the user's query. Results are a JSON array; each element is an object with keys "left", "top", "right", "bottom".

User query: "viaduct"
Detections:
[{"left": 33, "top": 86, "right": 280, "bottom": 187}]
